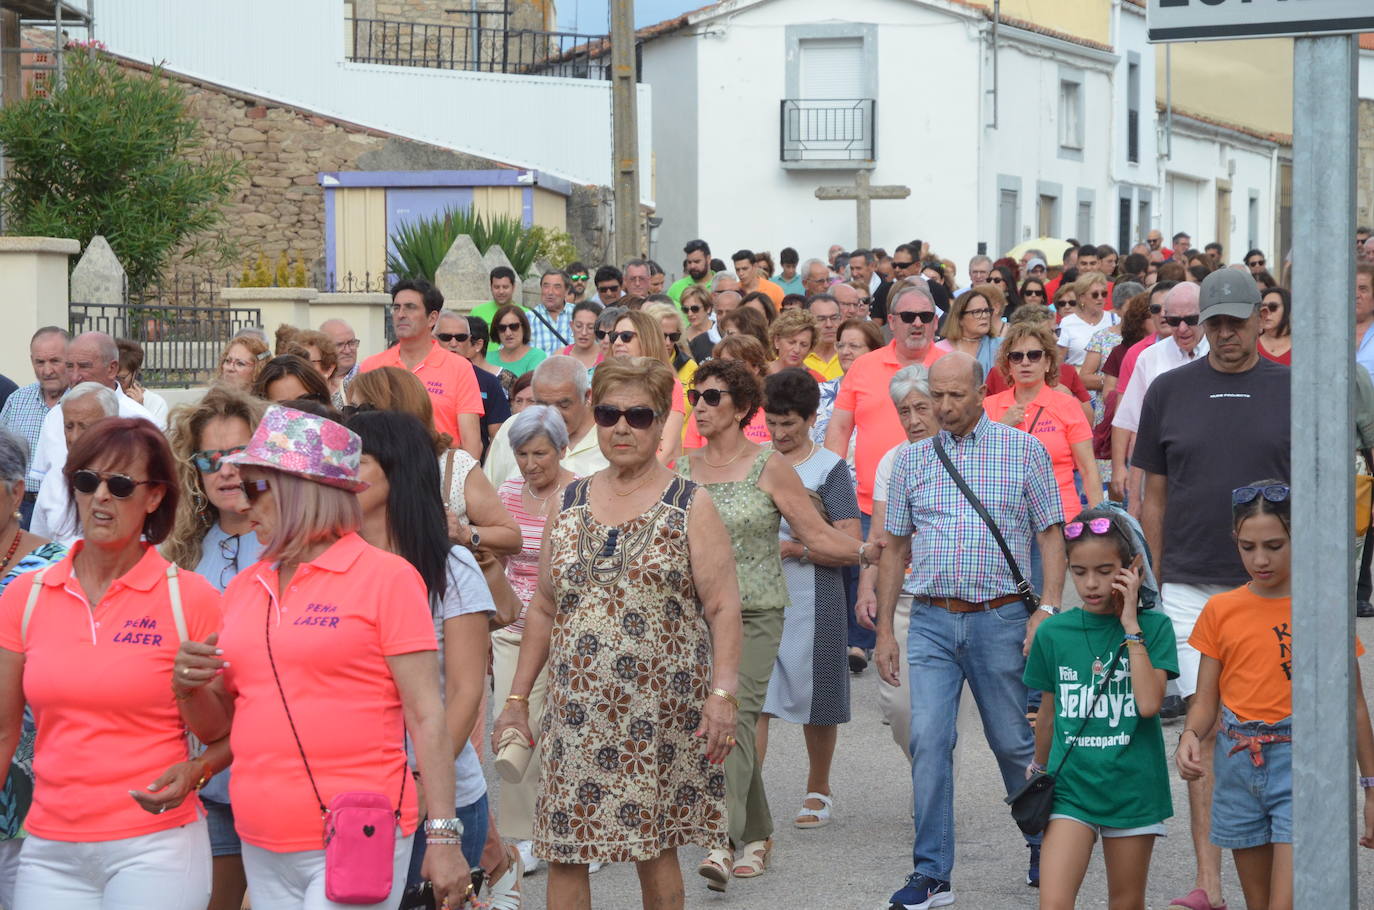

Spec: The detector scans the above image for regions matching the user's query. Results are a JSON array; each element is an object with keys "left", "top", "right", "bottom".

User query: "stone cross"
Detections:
[{"left": 814, "top": 170, "right": 911, "bottom": 249}]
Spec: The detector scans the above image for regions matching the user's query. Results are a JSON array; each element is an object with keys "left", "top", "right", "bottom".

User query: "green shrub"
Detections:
[{"left": 387, "top": 207, "right": 544, "bottom": 282}]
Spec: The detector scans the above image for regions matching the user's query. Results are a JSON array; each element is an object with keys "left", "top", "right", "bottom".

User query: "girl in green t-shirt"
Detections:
[{"left": 1024, "top": 507, "right": 1178, "bottom": 910}]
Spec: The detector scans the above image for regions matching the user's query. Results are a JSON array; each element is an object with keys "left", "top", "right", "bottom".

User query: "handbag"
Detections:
[
  {"left": 265, "top": 602, "right": 405, "bottom": 904},
  {"left": 442, "top": 449, "right": 522, "bottom": 631},
  {"left": 1357, "top": 449, "right": 1373, "bottom": 539},
  {"left": 931, "top": 435, "right": 1040, "bottom": 613},
  {"left": 1006, "top": 646, "right": 1124, "bottom": 835}
]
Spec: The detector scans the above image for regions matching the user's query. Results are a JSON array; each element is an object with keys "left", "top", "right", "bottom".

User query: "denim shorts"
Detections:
[
  {"left": 201, "top": 797, "right": 241, "bottom": 858},
  {"left": 1210, "top": 707, "right": 1292, "bottom": 849},
  {"left": 1050, "top": 813, "right": 1167, "bottom": 839}
]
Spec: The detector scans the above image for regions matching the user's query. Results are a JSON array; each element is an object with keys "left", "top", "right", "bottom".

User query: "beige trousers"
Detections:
[{"left": 490, "top": 626, "right": 549, "bottom": 841}]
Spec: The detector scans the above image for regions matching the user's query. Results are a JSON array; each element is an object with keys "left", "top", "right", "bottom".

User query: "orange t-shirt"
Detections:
[
  {"left": 218, "top": 533, "right": 437, "bottom": 851},
  {"left": 983, "top": 384, "right": 1093, "bottom": 522},
  {"left": 359, "top": 339, "right": 484, "bottom": 448},
  {"left": 0, "top": 544, "right": 221, "bottom": 841},
  {"left": 834, "top": 341, "right": 946, "bottom": 512},
  {"left": 753, "top": 279, "right": 785, "bottom": 310},
  {"left": 1190, "top": 585, "right": 1364, "bottom": 724}
]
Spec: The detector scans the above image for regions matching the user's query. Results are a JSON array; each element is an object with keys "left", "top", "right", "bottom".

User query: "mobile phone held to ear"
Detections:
[{"left": 1112, "top": 588, "right": 1125, "bottom": 616}]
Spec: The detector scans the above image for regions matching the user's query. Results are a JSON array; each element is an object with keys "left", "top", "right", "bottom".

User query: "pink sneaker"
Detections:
[{"left": 1168, "top": 888, "right": 1226, "bottom": 910}]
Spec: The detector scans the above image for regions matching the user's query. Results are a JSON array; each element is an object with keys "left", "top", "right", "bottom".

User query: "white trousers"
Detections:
[
  {"left": 878, "top": 594, "right": 913, "bottom": 757},
  {"left": 13, "top": 819, "right": 210, "bottom": 910},
  {"left": 1161, "top": 582, "right": 1232, "bottom": 698},
  {"left": 241, "top": 832, "right": 412, "bottom": 910},
  {"left": 0, "top": 838, "right": 21, "bottom": 910}
]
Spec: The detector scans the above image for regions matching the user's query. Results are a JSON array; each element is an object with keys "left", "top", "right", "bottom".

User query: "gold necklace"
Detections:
[
  {"left": 525, "top": 482, "right": 556, "bottom": 504},
  {"left": 608, "top": 470, "right": 656, "bottom": 498},
  {"left": 703, "top": 440, "right": 750, "bottom": 469}
]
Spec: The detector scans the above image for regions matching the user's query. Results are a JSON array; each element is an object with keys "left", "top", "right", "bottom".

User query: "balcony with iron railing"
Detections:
[
  {"left": 779, "top": 99, "right": 876, "bottom": 168},
  {"left": 345, "top": 14, "right": 610, "bottom": 80}
]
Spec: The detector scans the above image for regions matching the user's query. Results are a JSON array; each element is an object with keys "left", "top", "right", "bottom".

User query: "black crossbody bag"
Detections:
[
  {"left": 931, "top": 433, "right": 1041, "bottom": 613},
  {"left": 1005, "top": 646, "right": 1123, "bottom": 835}
]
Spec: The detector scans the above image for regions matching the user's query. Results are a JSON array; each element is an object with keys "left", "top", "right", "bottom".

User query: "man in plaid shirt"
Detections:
[
  {"left": 874, "top": 352, "right": 1066, "bottom": 909},
  {"left": 528, "top": 270, "right": 572, "bottom": 356},
  {"left": 0, "top": 327, "right": 69, "bottom": 527}
]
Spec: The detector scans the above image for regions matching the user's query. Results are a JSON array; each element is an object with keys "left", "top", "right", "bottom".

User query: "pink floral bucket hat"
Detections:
[{"left": 223, "top": 404, "right": 368, "bottom": 492}]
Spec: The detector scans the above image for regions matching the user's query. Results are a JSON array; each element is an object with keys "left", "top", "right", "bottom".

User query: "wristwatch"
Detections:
[
  {"left": 468, "top": 530, "right": 482, "bottom": 549},
  {"left": 1038, "top": 604, "right": 1059, "bottom": 615},
  {"left": 424, "top": 817, "right": 465, "bottom": 837}
]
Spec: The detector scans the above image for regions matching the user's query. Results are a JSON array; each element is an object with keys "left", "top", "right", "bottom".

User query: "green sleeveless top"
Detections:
[{"left": 678, "top": 447, "right": 786, "bottom": 611}]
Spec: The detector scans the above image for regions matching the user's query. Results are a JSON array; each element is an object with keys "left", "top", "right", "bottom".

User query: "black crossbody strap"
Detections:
[
  {"left": 931, "top": 435, "right": 1037, "bottom": 602},
  {"left": 529, "top": 307, "right": 569, "bottom": 346},
  {"left": 1051, "top": 646, "right": 1124, "bottom": 778}
]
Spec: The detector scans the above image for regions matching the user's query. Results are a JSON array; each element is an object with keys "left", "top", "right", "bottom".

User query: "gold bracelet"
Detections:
[
  {"left": 709, "top": 688, "right": 739, "bottom": 710},
  {"left": 505, "top": 694, "right": 529, "bottom": 703}
]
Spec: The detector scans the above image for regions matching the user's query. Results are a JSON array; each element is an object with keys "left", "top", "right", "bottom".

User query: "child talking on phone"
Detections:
[
  {"left": 1024, "top": 506, "right": 1178, "bottom": 910},
  {"left": 1177, "top": 481, "right": 1374, "bottom": 910}
]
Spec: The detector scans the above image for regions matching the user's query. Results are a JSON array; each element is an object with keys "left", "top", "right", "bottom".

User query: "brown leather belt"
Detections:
[{"left": 928, "top": 593, "right": 1022, "bottom": 613}]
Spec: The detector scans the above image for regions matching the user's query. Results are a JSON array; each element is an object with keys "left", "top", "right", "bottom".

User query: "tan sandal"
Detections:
[
  {"left": 731, "top": 838, "right": 772, "bottom": 878},
  {"left": 697, "top": 847, "right": 732, "bottom": 892}
]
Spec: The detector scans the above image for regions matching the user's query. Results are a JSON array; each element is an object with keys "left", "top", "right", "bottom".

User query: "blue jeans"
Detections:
[
  {"left": 406, "top": 792, "right": 489, "bottom": 889},
  {"left": 907, "top": 599, "right": 1040, "bottom": 881},
  {"left": 847, "top": 512, "right": 876, "bottom": 651}
]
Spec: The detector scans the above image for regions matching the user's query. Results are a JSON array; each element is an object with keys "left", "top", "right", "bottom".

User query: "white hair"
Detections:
[
  {"left": 0, "top": 428, "right": 29, "bottom": 489},
  {"left": 62, "top": 381, "right": 119, "bottom": 416},
  {"left": 711, "top": 272, "right": 738, "bottom": 292},
  {"left": 508, "top": 404, "right": 570, "bottom": 453},
  {"left": 533, "top": 354, "right": 591, "bottom": 397},
  {"left": 888, "top": 364, "right": 931, "bottom": 407}
]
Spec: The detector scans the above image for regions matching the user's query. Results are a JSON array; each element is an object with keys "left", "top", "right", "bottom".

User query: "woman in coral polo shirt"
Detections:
[
  {"left": 170, "top": 406, "right": 469, "bottom": 910},
  {"left": 0, "top": 417, "right": 222, "bottom": 910}
]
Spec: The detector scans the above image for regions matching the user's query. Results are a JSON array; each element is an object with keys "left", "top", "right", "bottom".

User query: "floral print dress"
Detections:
[{"left": 532, "top": 476, "right": 727, "bottom": 863}]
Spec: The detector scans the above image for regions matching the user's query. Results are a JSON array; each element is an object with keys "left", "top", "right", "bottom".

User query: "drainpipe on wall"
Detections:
[
  {"left": 988, "top": 0, "right": 999, "bottom": 130},
  {"left": 1165, "top": 44, "right": 1173, "bottom": 160}
]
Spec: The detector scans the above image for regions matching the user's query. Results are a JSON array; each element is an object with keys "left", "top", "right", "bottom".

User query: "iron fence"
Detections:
[
  {"left": 346, "top": 16, "right": 609, "bottom": 79},
  {"left": 69, "top": 300, "right": 262, "bottom": 388},
  {"left": 779, "top": 99, "right": 877, "bottom": 162}
]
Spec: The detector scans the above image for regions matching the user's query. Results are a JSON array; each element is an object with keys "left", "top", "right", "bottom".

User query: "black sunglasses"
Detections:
[
  {"left": 1149, "top": 304, "right": 1162, "bottom": 314},
  {"left": 1246, "top": 259, "right": 1265, "bottom": 267},
  {"left": 684, "top": 305, "right": 704, "bottom": 314},
  {"left": 664, "top": 332, "right": 682, "bottom": 344},
  {"left": 609, "top": 331, "right": 637, "bottom": 344},
  {"left": 241, "top": 477, "right": 272, "bottom": 503},
  {"left": 593, "top": 404, "right": 659, "bottom": 429},
  {"left": 436, "top": 332, "right": 470, "bottom": 344},
  {"left": 687, "top": 388, "right": 732, "bottom": 408},
  {"left": 1163, "top": 314, "right": 1200, "bottom": 327},
  {"left": 894, "top": 310, "right": 937, "bottom": 324},
  {"left": 1007, "top": 349, "right": 1046, "bottom": 364},
  {"left": 72, "top": 469, "right": 158, "bottom": 499},
  {"left": 1022, "top": 289, "right": 1045, "bottom": 298},
  {"left": 597, "top": 285, "right": 620, "bottom": 294},
  {"left": 497, "top": 322, "right": 522, "bottom": 332},
  {"left": 892, "top": 260, "right": 916, "bottom": 270},
  {"left": 191, "top": 446, "right": 246, "bottom": 474}
]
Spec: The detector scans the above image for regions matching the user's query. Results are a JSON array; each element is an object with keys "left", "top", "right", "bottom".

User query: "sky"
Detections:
[{"left": 556, "top": 0, "right": 701, "bottom": 34}]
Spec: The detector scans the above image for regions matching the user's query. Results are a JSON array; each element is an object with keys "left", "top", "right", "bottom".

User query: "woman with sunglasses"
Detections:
[
  {"left": 680, "top": 358, "right": 876, "bottom": 889},
  {"left": 1057, "top": 274, "right": 1119, "bottom": 368},
  {"left": 559, "top": 300, "right": 605, "bottom": 375},
  {"left": 251, "top": 354, "right": 333, "bottom": 407},
  {"left": 609, "top": 309, "right": 687, "bottom": 465},
  {"left": 683, "top": 335, "right": 774, "bottom": 451},
  {"left": 987, "top": 264, "right": 1024, "bottom": 317},
  {"left": 643, "top": 300, "right": 700, "bottom": 394},
  {"left": 1052, "top": 282, "right": 1079, "bottom": 323},
  {"left": 170, "top": 406, "right": 469, "bottom": 910},
  {"left": 0, "top": 418, "right": 222, "bottom": 909},
  {"left": 1079, "top": 282, "right": 1145, "bottom": 413},
  {"left": 491, "top": 357, "right": 743, "bottom": 908},
  {"left": 936, "top": 288, "right": 1003, "bottom": 373},
  {"left": 681, "top": 286, "right": 718, "bottom": 363},
  {"left": 164, "top": 385, "right": 265, "bottom": 910},
  {"left": 1257, "top": 287, "right": 1291, "bottom": 365},
  {"left": 1019, "top": 277, "right": 1049, "bottom": 311},
  {"left": 491, "top": 304, "right": 547, "bottom": 393}
]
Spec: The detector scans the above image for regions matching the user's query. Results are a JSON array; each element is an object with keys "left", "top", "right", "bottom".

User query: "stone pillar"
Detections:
[
  {"left": 311, "top": 292, "right": 392, "bottom": 361},
  {"left": 70, "top": 236, "right": 127, "bottom": 306},
  {"left": 435, "top": 235, "right": 491, "bottom": 314},
  {"left": 219, "top": 287, "right": 318, "bottom": 338},
  {"left": 0, "top": 237, "right": 81, "bottom": 379}
]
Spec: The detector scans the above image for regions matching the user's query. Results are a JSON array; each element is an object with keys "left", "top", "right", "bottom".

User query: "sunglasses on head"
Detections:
[
  {"left": 1064, "top": 517, "right": 1115, "bottom": 540},
  {"left": 191, "top": 446, "right": 246, "bottom": 474},
  {"left": 593, "top": 404, "right": 659, "bottom": 429},
  {"left": 436, "top": 332, "right": 469, "bottom": 344},
  {"left": 895, "top": 310, "right": 936, "bottom": 324},
  {"left": 1163, "top": 314, "right": 1200, "bottom": 327},
  {"left": 1007, "top": 349, "right": 1046, "bottom": 363},
  {"left": 72, "top": 469, "right": 158, "bottom": 499},
  {"left": 664, "top": 331, "right": 682, "bottom": 344},
  {"left": 687, "top": 388, "right": 732, "bottom": 408},
  {"left": 241, "top": 477, "right": 272, "bottom": 503},
  {"left": 1232, "top": 483, "right": 1290, "bottom": 507}
]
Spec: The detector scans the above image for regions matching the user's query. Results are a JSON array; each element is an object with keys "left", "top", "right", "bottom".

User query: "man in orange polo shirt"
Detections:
[
  {"left": 733, "top": 249, "right": 784, "bottom": 310},
  {"left": 360, "top": 279, "right": 483, "bottom": 458},
  {"left": 825, "top": 282, "right": 946, "bottom": 517}
]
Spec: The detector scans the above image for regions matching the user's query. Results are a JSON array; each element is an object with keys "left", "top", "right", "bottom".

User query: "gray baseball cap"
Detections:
[{"left": 1199, "top": 268, "right": 1260, "bottom": 321}]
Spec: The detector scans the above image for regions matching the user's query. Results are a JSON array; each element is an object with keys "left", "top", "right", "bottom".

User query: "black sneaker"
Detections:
[
  {"left": 889, "top": 872, "right": 954, "bottom": 909},
  {"left": 1159, "top": 694, "right": 1186, "bottom": 720},
  {"left": 1026, "top": 843, "right": 1040, "bottom": 888},
  {"left": 848, "top": 647, "right": 869, "bottom": 674},
  {"left": 1358, "top": 600, "right": 1374, "bottom": 618}
]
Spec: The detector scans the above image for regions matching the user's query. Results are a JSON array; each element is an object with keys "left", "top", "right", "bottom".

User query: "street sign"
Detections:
[{"left": 1147, "top": 0, "right": 1374, "bottom": 43}]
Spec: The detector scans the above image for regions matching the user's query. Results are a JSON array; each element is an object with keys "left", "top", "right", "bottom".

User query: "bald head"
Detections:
[
  {"left": 320, "top": 318, "right": 359, "bottom": 373},
  {"left": 928, "top": 351, "right": 985, "bottom": 436},
  {"left": 930, "top": 350, "right": 983, "bottom": 387},
  {"left": 1163, "top": 282, "right": 1203, "bottom": 354},
  {"left": 67, "top": 332, "right": 119, "bottom": 388}
]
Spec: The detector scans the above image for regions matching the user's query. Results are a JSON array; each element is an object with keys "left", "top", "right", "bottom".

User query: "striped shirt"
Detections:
[
  {"left": 0, "top": 383, "right": 57, "bottom": 489},
  {"left": 528, "top": 304, "right": 572, "bottom": 356},
  {"left": 497, "top": 477, "right": 555, "bottom": 635},
  {"left": 885, "top": 414, "right": 1063, "bottom": 602}
]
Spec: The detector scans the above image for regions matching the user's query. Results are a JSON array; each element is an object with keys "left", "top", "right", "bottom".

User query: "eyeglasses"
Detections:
[
  {"left": 241, "top": 477, "right": 273, "bottom": 503},
  {"left": 568, "top": 273, "right": 588, "bottom": 282},
  {"left": 222, "top": 357, "right": 253, "bottom": 371},
  {"left": 963, "top": 308, "right": 992, "bottom": 318},
  {"left": 1064, "top": 517, "right": 1114, "bottom": 540},
  {"left": 687, "top": 388, "right": 732, "bottom": 408},
  {"left": 335, "top": 339, "right": 360, "bottom": 351},
  {"left": 685, "top": 305, "right": 704, "bottom": 314},
  {"left": 1246, "top": 259, "right": 1265, "bottom": 267},
  {"left": 219, "top": 533, "right": 241, "bottom": 589},
  {"left": 1162, "top": 314, "right": 1200, "bottom": 327},
  {"left": 894, "top": 310, "right": 937, "bottom": 324},
  {"left": 1149, "top": 304, "right": 1162, "bottom": 314},
  {"left": 1022, "top": 289, "right": 1045, "bottom": 298},
  {"left": 1232, "top": 483, "right": 1290, "bottom": 506},
  {"left": 498, "top": 322, "right": 523, "bottom": 333},
  {"left": 592, "top": 404, "right": 660, "bottom": 429},
  {"left": 72, "top": 469, "right": 158, "bottom": 499},
  {"left": 1006, "top": 349, "right": 1046, "bottom": 364},
  {"left": 813, "top": 312, "right": 841, "bottom": 323},
  {"left": 609, "top": 331, "right": 637, "bottom": 344},
  {"left": 664, "top": 332, "right": 682, "bottom": 344},
  {"left": 436, "top": 332, "right": 470, "bottom": 344},
  {"left": 192, "top": 446, "right": 246, "bottom": 474}
]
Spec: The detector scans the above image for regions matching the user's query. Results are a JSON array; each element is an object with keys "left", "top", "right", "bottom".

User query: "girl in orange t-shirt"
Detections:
[{"left": 1177, "top": 481, "right": 1374, "bottom": 910}]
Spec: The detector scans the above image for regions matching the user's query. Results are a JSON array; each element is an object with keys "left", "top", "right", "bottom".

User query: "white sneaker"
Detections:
[
  {"left": 515, "top": 840, "right": 541, "bottom": 876},
  {"left": 588, "top": 861, "right": 605, "bottom": 874}
]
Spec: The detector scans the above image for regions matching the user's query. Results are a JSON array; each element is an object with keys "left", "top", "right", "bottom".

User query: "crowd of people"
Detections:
[{"left": 0, "top": 230, "right": 1369, "bottom": 910}]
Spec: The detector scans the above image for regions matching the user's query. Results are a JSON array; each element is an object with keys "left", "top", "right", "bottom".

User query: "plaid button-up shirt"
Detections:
[
  {"left": 886, "top": 414, "right": 1063, "bottom": 602},
  {"left": 528, "top": 304, "right": 572, "bottom": 356},
  {"left": 0, "top": 382, "right": 56, "bottom": 490}
]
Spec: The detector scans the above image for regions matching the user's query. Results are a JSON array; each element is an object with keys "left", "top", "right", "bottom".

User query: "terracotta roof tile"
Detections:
[{"left": 1156, "top": 102, "right": 1292, "bottom": 146}]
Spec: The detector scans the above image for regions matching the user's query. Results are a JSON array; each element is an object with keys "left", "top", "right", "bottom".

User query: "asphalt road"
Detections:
[{"left": 502, "top": 616, "right": 1374, "bottom": 910}]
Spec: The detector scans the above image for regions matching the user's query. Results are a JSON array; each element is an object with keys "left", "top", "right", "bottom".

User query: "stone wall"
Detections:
[{"left": 1359, "top": 99, "right": 1374, "bottom": 232}]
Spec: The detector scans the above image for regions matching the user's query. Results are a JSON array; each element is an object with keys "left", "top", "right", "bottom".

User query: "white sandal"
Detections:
[
  {"left": 698, "top": 847, "right": 733, "bottom": 892},
  {"left": 794, "top": 791, "right": 833, "bottom": 829}
]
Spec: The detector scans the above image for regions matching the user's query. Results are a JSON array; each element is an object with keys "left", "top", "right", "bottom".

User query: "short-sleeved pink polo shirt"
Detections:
[{"left": 360, "top": 339, "right": 485, "bottom": 448}]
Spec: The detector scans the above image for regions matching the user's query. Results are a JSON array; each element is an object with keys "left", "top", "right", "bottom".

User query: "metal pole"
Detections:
[
  {"left": 1164, "top": 45, "right": 1172, "bottom": 160},
  {"left": 609, "top": 0, "right": 639, "bottom": 266},
  {"left": 988, "top": 0, "right": 998, "bottom": 130},
  {"left": 1291, "top": 32, "right": 1358, "bottom": 910}
]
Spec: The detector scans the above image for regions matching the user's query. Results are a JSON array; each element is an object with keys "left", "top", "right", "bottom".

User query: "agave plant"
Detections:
[{"left": 386, "top": 207, "right": 543, "bottom": 282}]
